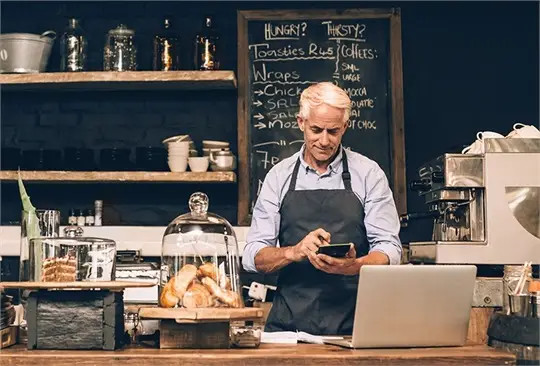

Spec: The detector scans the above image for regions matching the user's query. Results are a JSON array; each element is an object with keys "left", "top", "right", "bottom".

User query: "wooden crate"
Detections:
[
  {"left": 160, "top": 320, "right": 230, "bottom": 349},
  {"left": 139, "top": 307, "right": 264, "bottom": 349},
  {"left": 26, "top": 290, "right": 125, "bottom": 350}
]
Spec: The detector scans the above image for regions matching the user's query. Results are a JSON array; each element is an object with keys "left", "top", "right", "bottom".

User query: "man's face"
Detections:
[{"left": 298, "top": 104, "right": 348, "bottom": 164}]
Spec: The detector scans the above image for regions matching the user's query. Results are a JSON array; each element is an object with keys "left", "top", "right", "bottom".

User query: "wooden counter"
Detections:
[{"left": 0, "top": 344, "right": 516, "bottom": 365}]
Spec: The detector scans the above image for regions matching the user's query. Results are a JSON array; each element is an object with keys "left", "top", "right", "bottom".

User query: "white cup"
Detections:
[
  {"left": 188, "top": 157, "right": 209, "bottom": 172},
  {"left": 168, "top": 156, "right": 188, "bottom": 172},
  {"left": 477, "top": 131, "right": 504, "bottom": 140},
  {"left": 507, "top": 123, "right": 540, "bottom": 138},
  {"left": 462, "top": 140, "right": 484, "bottom": 154},
  {"left": 462, "top": 130, "right": 505, "bottom": 154}
]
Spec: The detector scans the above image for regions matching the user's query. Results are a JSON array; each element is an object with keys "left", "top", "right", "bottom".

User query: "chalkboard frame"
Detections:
[{"left": 237, "top": 8, "right": 406, "bottom": 226}]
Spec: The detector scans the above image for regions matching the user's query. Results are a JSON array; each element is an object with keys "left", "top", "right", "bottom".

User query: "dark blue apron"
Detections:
[{"left": 265, "top": 149, "right": 370, "bottom": 335}]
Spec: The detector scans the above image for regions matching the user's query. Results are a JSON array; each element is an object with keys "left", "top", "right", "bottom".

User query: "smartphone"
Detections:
[{"left": 316, "top": 243, "right": 351, "bottom": 258}]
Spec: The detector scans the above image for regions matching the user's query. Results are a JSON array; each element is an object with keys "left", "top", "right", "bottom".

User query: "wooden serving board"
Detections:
[
  {"left": 139, "top": 307, "right": 264, "bottom": 323},
  {"left": 0, "top": 281, "right": 156, "bottom": 290}
]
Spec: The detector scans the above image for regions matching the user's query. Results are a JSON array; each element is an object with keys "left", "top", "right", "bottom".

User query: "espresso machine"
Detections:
[{"left": 405, "top": 138, "right": 540, "bottom": 265}]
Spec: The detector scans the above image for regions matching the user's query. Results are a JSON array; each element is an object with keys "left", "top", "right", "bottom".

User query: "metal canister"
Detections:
[{"left": 503, "top": 265, "right": 532, "bottom": 314}]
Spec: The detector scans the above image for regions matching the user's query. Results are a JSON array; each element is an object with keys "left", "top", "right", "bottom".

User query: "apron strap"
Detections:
[
  {"left": 291, "top": 148, "right": 352, "bottom": 191},
  {"left": 289, "top": 158, "right": 302, "bottom": 192},
  {"left": 341, "top": 149, "right": 352, "bottom": 191}
]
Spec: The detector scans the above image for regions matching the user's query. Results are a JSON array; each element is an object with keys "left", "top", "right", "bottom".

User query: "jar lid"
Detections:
[
  {"left": 108, "top": 24, "right": 135, "bottom": 36},
  {"left": 29, "top": 236, "right": 116, "bottom": 247}
]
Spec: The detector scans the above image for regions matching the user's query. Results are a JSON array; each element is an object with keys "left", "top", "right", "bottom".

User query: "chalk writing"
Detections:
[
  {"left": 247, "top": 16, "right": 392, "bottom": 209},
  {"left": 264, "top": 22, "right": 308, "bottom": 40}
]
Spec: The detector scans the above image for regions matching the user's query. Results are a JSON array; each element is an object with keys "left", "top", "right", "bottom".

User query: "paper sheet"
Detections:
[{"left": 261, "top": 331, "right": 344, "bottom": 345}]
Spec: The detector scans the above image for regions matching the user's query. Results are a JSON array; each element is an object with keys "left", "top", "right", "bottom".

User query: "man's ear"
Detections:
[{"left": 298, "top": 116, "right": 304, "bottom": 132}]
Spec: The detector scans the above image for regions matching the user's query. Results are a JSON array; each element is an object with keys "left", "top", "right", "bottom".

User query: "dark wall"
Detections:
[{"left": 1, "top": 1, "right": 538, "bottom": 244}]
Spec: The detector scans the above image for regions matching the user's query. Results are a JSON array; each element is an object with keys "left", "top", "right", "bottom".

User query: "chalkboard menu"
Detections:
[{"left": 237, "top": 9, "right": 405, "bottom": 225}]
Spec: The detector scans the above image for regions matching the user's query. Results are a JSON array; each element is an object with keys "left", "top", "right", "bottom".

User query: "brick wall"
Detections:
[{"left": 1, "top": 1, "right": 539, "bottom": 233}]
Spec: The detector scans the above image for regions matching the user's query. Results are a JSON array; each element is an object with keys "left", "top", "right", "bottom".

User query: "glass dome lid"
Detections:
[
  {"left": 163, "top": 192, "right": 235, "bottom": 238},
  {"left": 160, "top": 192, "right": 243, "bottom": 309}
]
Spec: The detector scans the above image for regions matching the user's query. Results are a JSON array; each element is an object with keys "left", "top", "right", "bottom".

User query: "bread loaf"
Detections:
[
  {"left": 160, "top": 281, "right": 180, "bottom": 308},
  {"left": 182, "top": 282, "right": 214, "bottom": 308},
  {"left": 201, "top": 276, "right": 242, "bottom": 308},
  {"left": 172, "top": 264, "right": 198, "bottom": 299},
  {"left": 197, "top": 262, "right": 218, "bottom": 282}
]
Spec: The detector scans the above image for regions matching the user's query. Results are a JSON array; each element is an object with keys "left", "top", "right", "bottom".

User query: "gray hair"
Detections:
[{"left": 297, "top": 82, "right": 351, "bottom": 123}]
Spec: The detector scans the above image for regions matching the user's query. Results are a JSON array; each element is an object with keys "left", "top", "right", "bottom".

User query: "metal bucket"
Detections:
[{"left": 0, "top": 31, "right": 56, "bottom": 73}]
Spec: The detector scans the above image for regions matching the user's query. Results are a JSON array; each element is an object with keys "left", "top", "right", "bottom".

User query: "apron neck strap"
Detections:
[
  {"left": 341, "top": 148, "right": 352, "bottom": 191},
  {"left": 290, "top": 147, "right": 352, "bottom": 191},
  {"left": 289, "top": 158, "right": 302, "bottom": 192}
]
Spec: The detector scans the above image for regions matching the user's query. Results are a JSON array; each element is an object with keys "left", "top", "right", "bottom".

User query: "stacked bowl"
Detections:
[
  {"left": 167, "top": 141, "right": 190, "bottom": 172},
  {"left": 163, "top": 135, "right": 194, "bottom": 172}
]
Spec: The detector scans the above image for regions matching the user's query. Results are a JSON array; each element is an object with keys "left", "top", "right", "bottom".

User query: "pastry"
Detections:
[
  {"left": 160, "top": 281, "right": 180, "bottom": 308},
  {"left": 201, "top": 276, "right": 242, "bottom": 308},
  {"left": 197, "top": 262, "right": 218, "bottom": 282},
  {"left": 182, "top": 282, "right": 213, "bottom": 308},
  {"left": 41, "top": 256, "right": 77, "bottom": 282},
  {"left": 172, "top": 264, "right": 198, "bottom": 299},
  {"left": 219, "top": 276, "right": 232, "bottom": 290}
]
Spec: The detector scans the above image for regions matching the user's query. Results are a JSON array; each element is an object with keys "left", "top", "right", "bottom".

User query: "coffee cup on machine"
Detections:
[
  {"left": 462, "top": 131, "right": 504, "bottom": 154},
  {"left": 506, "top": 123, "right": 540, "bottom": 138}
]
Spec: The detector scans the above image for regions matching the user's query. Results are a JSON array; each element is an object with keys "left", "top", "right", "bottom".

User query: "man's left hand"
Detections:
[{"left": 308, "top": 244, "right": 360, "bottom": 276}]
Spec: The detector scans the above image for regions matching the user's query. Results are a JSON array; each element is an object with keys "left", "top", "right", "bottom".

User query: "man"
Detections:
[{"left": 242, "top": 82, "right": 402, "bottom": 336}]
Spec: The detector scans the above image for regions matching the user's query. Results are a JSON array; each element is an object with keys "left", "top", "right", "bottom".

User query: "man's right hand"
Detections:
[{"left": 286, "top": 228, "right": 331, "bottom": 262}]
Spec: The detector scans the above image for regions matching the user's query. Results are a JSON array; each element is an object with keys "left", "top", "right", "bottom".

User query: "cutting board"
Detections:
[
  {"left": 0, "top": 281, "right": 156, "bottom": 290},
  {"left": 139, "top": 306, "right": 264, "bottom": 323}
]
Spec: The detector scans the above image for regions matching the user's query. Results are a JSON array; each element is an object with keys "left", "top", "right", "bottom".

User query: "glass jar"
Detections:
[
  {"left": 27, "top": 228, "right": 116, "bottom": 282},
  {"left": 503, "top": 265, "right": 532, "bottom": 314},
  {"left": 160, "top": 192, "right": 243, "bottom": 309},
  {"left": 103, "top": 24, "right": 137, "bottom": 71},
  {"left": 19, "top": 209, "right": 60, "bottom": 282}
]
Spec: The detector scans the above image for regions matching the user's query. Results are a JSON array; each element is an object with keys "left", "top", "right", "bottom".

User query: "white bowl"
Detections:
[
  {"left": 168, "top": 158, "right": 188, "bottom": 172},
  {"left": 168, "top": 150, "right": 189, "bottom": 155},
  {"left": 202, "top": 140, "right": 229, "bottom": 148},
  {"left": 188, "top": 157, "right": 209, "bottom": 172},
  {"left": 203, "top": 147, "right": 230, "bottom": 156},
  {"left": 167, "top": 143, "right": 189, "bottom": 156},
  {"left": 162, "top": 135, "right": 191, "bottom": 144}
]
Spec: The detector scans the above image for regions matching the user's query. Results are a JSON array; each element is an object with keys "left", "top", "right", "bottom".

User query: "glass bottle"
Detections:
[
  {"left": 194, "top": 16, "right": 220, "bottom": 70},
  {"left": 153, "top": 17, "right": 180, "bottom": 71},
  {"left": 59, "top": 18, "right": 88, "bottom": 72},
  {"left": 103, "top": 24, "right": 137, "bottom": 72}
]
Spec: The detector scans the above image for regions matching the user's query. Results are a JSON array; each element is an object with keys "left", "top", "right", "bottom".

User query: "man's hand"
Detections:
[
  {"left": 310, "top": 248, "right": 391, "bottom": 276},
  {"left": 286, "top": 228, "right": 331, "bottom": 262},
  {"left": 308, "top": 244, "right": 360, "bottom": 275}
]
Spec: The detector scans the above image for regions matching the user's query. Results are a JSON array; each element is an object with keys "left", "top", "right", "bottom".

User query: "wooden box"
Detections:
[
  {"left": 139, "top": 307, "right": 264, "bottom": 349},
  {"left": 160, "top": 320, "right": 230, "bottom": 349},
  {"left": 26, "top": 290, "right": 125, "bottom": 350}
]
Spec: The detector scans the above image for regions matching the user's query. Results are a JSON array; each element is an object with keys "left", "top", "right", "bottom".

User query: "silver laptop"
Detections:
[{"left": 324, "top": 264, "right": 477, "bottom": 349}]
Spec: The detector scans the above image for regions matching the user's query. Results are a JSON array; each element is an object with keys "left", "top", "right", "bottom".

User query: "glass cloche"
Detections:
[
  {"left": 25, "top": 227, "right": 117, "bottom": 282},
  {"left": 160, "top": 192, "right": 243, "bottom": 309}
]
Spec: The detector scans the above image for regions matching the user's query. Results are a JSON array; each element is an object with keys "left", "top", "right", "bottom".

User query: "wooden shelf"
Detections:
[
  {"left": 0, "top": 170, "right": 236, "bottom": 183},
  {"left": 0, "top": 71, "right": 237, "bottom": 91}
]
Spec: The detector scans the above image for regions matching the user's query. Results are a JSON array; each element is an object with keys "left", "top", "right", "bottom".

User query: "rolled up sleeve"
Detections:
[
  {"left": 242, "top": 168, "right": 282, "bottom": 273},
  {"left": 363, "top": 166, "right": 403, "bottom": 265}
]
